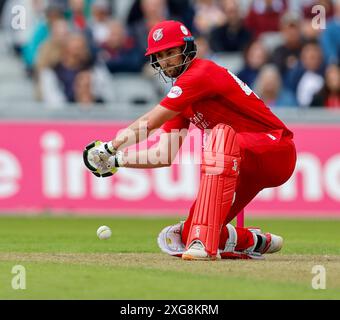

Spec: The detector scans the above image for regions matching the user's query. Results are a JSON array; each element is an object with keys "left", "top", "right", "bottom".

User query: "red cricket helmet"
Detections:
[{"left": 145, "top": 20, "right": 194, "bottom": 56}]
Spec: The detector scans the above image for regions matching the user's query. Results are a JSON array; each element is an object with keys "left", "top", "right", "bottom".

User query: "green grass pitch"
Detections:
[{"left": 0, "top": 216, "right": 339, "bottom": 299}]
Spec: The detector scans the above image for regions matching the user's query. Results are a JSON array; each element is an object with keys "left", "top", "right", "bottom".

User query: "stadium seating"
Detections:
[
  {"left": 107, "top": 73, "right": 160, "bottom": 106},
  {"left": 0, "top": 31, "right": 34, "bottom": 103},
  {"left": 214, "top": 53, "right": 245, "bottom": 74},
  {"left": 259, "top": 32, "right": 284, "bottom": 54}
]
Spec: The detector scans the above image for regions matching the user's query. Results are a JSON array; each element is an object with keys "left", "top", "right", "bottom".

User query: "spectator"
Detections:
[
  {"left": 195, "top": 34, "right": 237, "bottom": 71},
  {"left": 209, "top": 0, "right": 252, "bottom": 53},
  {"left": 2, "top": 0, "right": 47, "bottom": 55},
  {"left": 129, "top": 0, "right": 170, "bottom": 52},
  {"left": 36, "top": 19, "right": 70, "bottom": 72},
  {"left": 270, "top": 11, "right": 303, "bottom": 86},
  {"left": 66, "top": 0, "right": 99, "bottom": 65},
  {"left": 68, "top": 0, "right": 88, "bottom": 31},
  {"left": 166, "top": 0, "right": 195, "bottom": 31},
  {"left": 74, "top": 70, "right": 105, "bottom": 105},
  {"left": 99, "top": 20, "right": 145, "bottom": 73},
  {"left": 288, "top": 0, "right": 312, "bottom": 15},
  {"left": 237, "top": 40, "right": 268, "bottom": 88},
  {"left": 127, "top": 0, "right": 195, "bottom": 31},
  {"left": 22, "top": 2, "right": 65, "bottom": 73},
  {"left": 311, "top": 64, "right": 340, "bottom": 108},
  {"left": 39, "top": 33, "right": 93, "bottom": 105},
  {"left": 195, "top": 35, "right": 215, "bottom": 60},
  {"left": 254, "top": 64, "right": 297, "bottom": 107},
  {"left": 287, "top": 40, "right": 325, "bottom": 107},
  {"left": 320, "top": 0, "right": 340, "bottom": 64},
  {"left": 300, "top": 20, "right": 321, "bottom": 42},
  {"left": 245, "top": 0, "right": 288, "bottom": 38},
  {"left": 193, "top": 0, "right": 226, "bottom": 36},
  {"left": 287, "top": 0, "right": 331, "bottom": 43},
  {"left": 299, "top": 0, "right": 334, "bottom": 42},
  {"left": 302, "top": 0, "right": 334, "bottom": 20},
  {"left": 35, "top": 18, "right": 70, "bottom": 100},
  {"left": 89, "top": 0, "right": 111, "bottom": 46},
  {"left": 0, "top": 0, "right": 6, "bottom": 18}
]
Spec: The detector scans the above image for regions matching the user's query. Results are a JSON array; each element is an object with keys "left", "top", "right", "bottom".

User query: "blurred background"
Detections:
[
  {"left": 0, "top": 0, "right": 339, "bottom": 218},
  {"left": 1, "top": 0, "right": 339, "bottom": 109}
]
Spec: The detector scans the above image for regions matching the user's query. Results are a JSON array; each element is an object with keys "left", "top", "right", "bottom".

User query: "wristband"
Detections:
[{"left": 115, "top": 151, "right": 124, "bottom": 167}]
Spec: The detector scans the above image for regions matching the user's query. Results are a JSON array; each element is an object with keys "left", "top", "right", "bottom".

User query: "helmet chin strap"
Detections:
[{"left": 155, "top": 56, "right": 196, "bottom": 85}]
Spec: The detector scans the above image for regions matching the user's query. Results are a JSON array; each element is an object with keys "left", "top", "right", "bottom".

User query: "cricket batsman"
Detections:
[{"left": 83, "top": 21, "right": 297, "bottom": 261}]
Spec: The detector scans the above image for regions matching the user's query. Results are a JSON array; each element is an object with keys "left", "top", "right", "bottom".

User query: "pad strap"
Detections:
[{"left": 224, "top": 224, "right": 238, "bottom": 253}]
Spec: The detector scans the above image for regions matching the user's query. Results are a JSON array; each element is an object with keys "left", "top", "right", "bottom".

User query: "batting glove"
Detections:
[{"left": 83, "top": 141, "right": 121, "bottom": 177}]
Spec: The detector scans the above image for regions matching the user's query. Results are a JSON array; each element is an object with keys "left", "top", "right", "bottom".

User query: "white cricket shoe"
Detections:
[
  {"left": 182, "top": 240, "right": 220, "bottom": 261},
  {"left": 260, "top": 233, "right": 284, "bottom": 254},
  {"left": 157, "top": 223, "right": 283, "bottom": 260},
  {"left": 218, "top": 225, "right": 283, "bottom": 260},
  {"left": 157, "top": 222, "right": 185, "bottom": 257},
  {"left": 248, "top": 228, "right": 283, "bottom": 254}
]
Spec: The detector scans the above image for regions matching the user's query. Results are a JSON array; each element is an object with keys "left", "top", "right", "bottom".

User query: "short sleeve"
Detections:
[{"left": 161, "top": 114, "right": 190, "bottom": 133}]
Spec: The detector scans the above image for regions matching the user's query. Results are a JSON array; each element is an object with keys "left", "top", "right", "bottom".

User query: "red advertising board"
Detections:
[{"left": 0, "top": 121, "right": 339, "bottom": 217}]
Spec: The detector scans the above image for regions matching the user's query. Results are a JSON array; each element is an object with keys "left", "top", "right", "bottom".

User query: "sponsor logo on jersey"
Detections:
[
  {"left": 232, "top": 159, "right": 238, "bottom": 172},
  {"left": 153, "top": 28, "right": 163, "bottom": 42},
  {"left": 167, "top": 86, "right": 183, "bottom": 98},
  {"left": 190, "top": 112, "right": 210, "bottom": 129}
]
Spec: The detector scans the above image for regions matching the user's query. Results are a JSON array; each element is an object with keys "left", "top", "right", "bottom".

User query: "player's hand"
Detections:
[{"left": 83, "top": 141, "right": 119, "bottom": 177}]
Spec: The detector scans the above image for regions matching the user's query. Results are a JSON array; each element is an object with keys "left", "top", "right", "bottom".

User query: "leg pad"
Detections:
[{"left": 186, "top": 124, "right": 241, "bottom": 256}]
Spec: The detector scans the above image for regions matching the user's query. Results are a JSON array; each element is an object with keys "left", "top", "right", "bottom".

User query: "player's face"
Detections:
[{"left": 155, "top": 47, "right": 184, "bottom": 78}]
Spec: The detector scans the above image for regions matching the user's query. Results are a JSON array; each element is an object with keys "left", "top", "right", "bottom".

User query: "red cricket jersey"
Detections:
[{"left": 160, "top": 58, "right": 293, "bottom": 138}]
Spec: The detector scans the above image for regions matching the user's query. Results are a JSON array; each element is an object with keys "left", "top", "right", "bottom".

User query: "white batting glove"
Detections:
[{"left": 83, "top": 141, "right": 121, "bottom": 177}]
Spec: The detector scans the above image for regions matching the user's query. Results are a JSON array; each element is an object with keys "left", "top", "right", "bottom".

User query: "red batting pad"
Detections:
[{"left": 186, "top": 124, "right": 241, "bottom": 256}]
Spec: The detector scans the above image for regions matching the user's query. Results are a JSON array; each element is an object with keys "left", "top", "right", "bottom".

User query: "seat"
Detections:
[
  {"left": 214, "top": 53, "right": 244, "bottom": 74},
  {"left": 107, "top": 74, "right": 160, "bottom": 105}
]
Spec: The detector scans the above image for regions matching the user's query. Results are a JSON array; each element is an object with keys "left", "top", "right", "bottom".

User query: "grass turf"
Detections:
[{"left": 0, "top": 216, "right": 339, "bottom": 299}]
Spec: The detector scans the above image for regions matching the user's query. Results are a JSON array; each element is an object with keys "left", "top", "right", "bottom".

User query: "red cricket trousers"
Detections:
[{"left": 182, "top": 128, "right": 297, "bottom": 246}]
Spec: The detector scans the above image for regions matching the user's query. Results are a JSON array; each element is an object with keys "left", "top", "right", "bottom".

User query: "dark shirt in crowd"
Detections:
[
  {"left": 127, "top": 0, "right": 195, "bottom": 31},
  {"left": 100, "top": 37, "right": 145, "bottom": 74},
  {"left": 237, "top": 66, "right": 260, "bottom": 89},
  {"left": 311, "top": 88, "right": 340, "bottom": 108},
  {"left": 0, "top": 0, "right": 6, "bottom": 19},
  {"left": 245, "top": 0, "right": 288, "bottom": 38},
  {"left": 54, "top": 63, "right": 85, "bottom": 102},
  {"left": 209, "top": 23, "right": 252, "bottom": 53},
  {"left": 270, "top": 45, "right": 301, "bottom": 87}
]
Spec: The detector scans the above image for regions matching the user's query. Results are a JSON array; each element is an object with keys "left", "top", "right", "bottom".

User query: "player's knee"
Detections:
[
  {"left": 202, "top": 124, "right": 241, "bottom": 176},
  {"left": 206, "top": 124, "right": 239, "bottom": 154}
]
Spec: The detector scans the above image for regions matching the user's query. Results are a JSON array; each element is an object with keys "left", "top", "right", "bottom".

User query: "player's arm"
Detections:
[
  {"left": 83, "top": 105, "right": 184, "bottom": 176},
  {"left": 110, "top": 104, "right": 180, "bottom": 152},
  {"left": 118, "top": 129, "right": 188, "bottom": 169},
  {"left": 83, "top": 129, "right": 187, "bottom": 176}
]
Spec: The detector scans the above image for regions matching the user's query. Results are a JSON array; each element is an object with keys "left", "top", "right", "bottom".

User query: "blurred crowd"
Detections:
[{"left": 0, "top": 0, "right": 339, "bottom": 109}]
